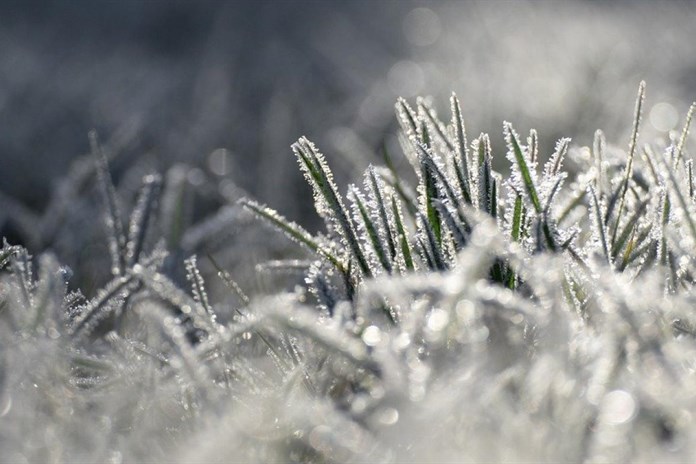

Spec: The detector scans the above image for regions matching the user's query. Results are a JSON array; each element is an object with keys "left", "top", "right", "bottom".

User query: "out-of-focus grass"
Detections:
[{"left": 2, "top": 1, "right": 696, "bottom": 226}]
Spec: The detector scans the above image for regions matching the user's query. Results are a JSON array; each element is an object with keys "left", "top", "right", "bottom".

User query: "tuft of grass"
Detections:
[{"left": 6, "top": 82, "right": 696, "bottom": 463}]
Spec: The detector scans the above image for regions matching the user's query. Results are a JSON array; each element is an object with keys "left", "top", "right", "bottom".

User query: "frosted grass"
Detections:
[{"left": 4, "top": 83, "right": 696, "bottom": 462}]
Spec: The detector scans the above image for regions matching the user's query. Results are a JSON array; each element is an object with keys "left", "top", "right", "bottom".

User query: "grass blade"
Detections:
[
  {"left": 366, "top": 166, "right": 397, "bottom": 260},
  {"left": 610, "top": 81, "right": 646, "bottom": 248},
  {"left": 657, "top": 146, "right": 696, "bottom": 244},
  {"left": 91, "top": 131, "right": 127, "bottom": 276},
  {"left": 348, "top": 185, "right": 392, "bottom": 273},
  {"left": 391, "top": 194, "right": 415, "bottom": 272},
  {"left": 417, "top": 213, "right": 446, "bottom": 271},
  {"left": 544, "top": 138, "right": 571, "bottom": 178},
  {"left": 240, "top": 198, "right": 346, "bottom": 275},
  {"left": 0, "top": 240, "right": 22, "bottom": 270},
  {"left": 294, "top": 137, "right": 371, "bottom": 277},
  {"left": 416, "top": 126, "right": 443, "bottom": 244},
  {"left": 511, "top": 195, "right": 524, "bottom": 243},
  {"left": 673, "top": 102, "right": 696, "bottom": 167},
  {"left": 477, "top": 134, "right": 495, "bottom": 216},
  {"left": 504, "top": 122, "right": 542, "bottom": 213},
  {"left": 450, "top": 93, "right": 473, "bottom": 203},
  {"left": 610, "top": 198, "right": 649, "bottom": 261},
  {"left": 588, "top": 185, "right": 612, "bottom": 266},
  {"left": 184, "top": 255, "right": 213, "bottom": 316},
  {"left": 125, "top": 174, "right": 162, "bottom": 268}
]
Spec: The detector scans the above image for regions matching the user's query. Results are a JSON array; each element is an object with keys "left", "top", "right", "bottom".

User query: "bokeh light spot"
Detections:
[
  {"left": 388, "top": 60, "right": 425, "bottom": 97},
  {"left": 650, "top": 102, "right": 678, "bottom": 132},
  {"left": 403, "top": 8, "right": 442, "bottom": 46}
]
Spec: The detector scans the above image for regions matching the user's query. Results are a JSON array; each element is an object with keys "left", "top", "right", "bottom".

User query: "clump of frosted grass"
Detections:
[{"left": 5, "top": 82, "right": 696, "bottom": 462}]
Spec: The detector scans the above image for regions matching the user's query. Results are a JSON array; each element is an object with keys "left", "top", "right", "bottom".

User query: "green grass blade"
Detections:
[
  {"left": 293, "top": 137, "right": 371, "bottom": 277},
  {"left": 416, "top": 142, "right": 471, "bottom": 233},
  {"left": 618, "top": 228, "right": 652, "bottom": 271},
  {"left": 588, "top": 185, "right": 612, "bottom": 266},
  {"left": 490, "top": 176, "right": 498, "bottom": 220},
  {"left": 504, "top": 122, "right": 542, "bottom": 213},
  {"left": 539, "top": 218, "right": 558, "bottom": 253},
  {"left": 433, "top": 200, "right": 468, "bottom": 249},
  {"left": 418, "top": 97, "right": 455, "bottom": 152},
  {"left": 240, "top": 198, "right": 346, "bottom": 275},
  {"left": 539, "top": 176, "right": 564, "bottom": 252},
  {"left": 610, "top": 198, "right": 649, "bottom": 261},
  {"left": 366, "top": 166, "right": 397, "bottom": 260},
  {"left": 511, "top": 195, "right": 524, "bottom": 243},
  {"left": 450, "top": 93, "right": 473, "bottom": 203},
  {"left": 476, "top": 135, "right": 492, "bottom": 214},
  {"left": 391, "top": 194, "right": 415, "bottom": 272},
  {"left": 417, "top": 213, "right": 446, "bottom": 271},
  {"left": 348, "top": 185, "right": 392, "bottom": 273},
  {"left": 416, "top": 126, "right": 443, "bottom": 244}
]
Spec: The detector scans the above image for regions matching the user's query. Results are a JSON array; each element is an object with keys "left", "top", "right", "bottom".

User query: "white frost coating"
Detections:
[{"left": 8, "top": 84, "right": 696, "bottom": 464}]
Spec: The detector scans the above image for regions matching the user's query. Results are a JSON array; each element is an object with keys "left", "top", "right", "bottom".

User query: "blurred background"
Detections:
[{"left": 1, "top": 0, "right": 695, "bottom": 288}]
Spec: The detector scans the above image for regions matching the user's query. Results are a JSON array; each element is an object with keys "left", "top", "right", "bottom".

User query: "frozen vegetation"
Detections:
[{"left": 4, "top": 82, "right": 696, "bottom": 463}]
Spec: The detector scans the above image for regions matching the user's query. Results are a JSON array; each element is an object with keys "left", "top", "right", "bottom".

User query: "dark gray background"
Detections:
[{"left": 2, "top": 0, "right": 695, "bottom": 233}]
